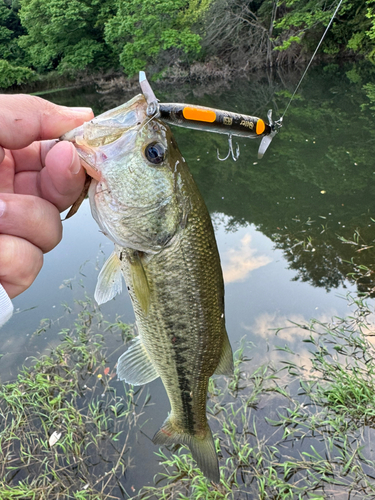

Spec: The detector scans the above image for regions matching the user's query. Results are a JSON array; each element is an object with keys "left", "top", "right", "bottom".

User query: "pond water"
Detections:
[{"left": 2, "top": 62, "right": 375, "bottom": 494}]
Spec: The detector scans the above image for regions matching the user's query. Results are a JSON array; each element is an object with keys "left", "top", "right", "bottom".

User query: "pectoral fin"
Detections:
[
  {"left": 214, "top": 329, "right": 234, "bottom": 376},
  {"left": 94, "top": 251, "right": 123, "bottom": 305},
  {"left": 117, "top": 337, "right": 159, "bottom": 385}
]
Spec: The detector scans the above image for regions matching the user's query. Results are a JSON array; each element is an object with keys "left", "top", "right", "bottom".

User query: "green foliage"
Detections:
[
  {"left": 0, "top": 0, "right": 27, "bottom": 65},
  {"left": 347, "top": 31, "right": 367, "bottom": 51},
  {"left": 0, "top": 3, "right": 16, "bottom": 59},
  {"left": 178, "top": 0, "right": 211, "bottom": 26},
  {"left": 18, "top": 0, "right": 116, "bottom": 73},
  {"left": 0, "top": 297, "right": 141, "bottom": 499},
  {"left": 104, "top": 0, "right": 203, "bottom": 76},
  {"left": 274, "top": 0, "right": 375, "bottom": 57},
  {"left": 273, "top": 35, "right": 302, "bottom": 51},
  {"left": 0, "top": 0, "right": 372, "bottom": 84},
  {"left": 0, "top": 58, "right": 34, "bottom": 88}
]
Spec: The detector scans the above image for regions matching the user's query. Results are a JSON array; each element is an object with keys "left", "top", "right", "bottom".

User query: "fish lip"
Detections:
[
  {"left": 60, "top": 125, "right": 85, "bottom": 142},
  {"left": 60, "top": 94, "right": 148, "bottom": 144}
]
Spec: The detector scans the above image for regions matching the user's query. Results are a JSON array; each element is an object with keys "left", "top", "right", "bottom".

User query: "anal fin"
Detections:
[
  {"left": 214, "top": 329, "right": 234, "bottom": 376},
  {"left": 117, "top": 337, "right": 159, "bottom": 386}
]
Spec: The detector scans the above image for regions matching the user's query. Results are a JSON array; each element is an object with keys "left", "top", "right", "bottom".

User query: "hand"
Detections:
[{"left": 0, "top": 94, "right": 94, "bottom": 299}]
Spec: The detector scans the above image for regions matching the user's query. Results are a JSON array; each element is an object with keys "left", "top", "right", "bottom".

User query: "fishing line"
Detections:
[
  {"left": 140, "top": 0, "right": 343, "bottom": 164},
  {"left": 280, "top": 0, "right": 344, "bottom": 121}
]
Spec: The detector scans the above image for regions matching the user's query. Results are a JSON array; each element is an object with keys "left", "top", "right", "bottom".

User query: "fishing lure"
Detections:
[
  {"left": 139, "top": 71, "right": 280, "bottom": 160},
  {"left": 158, "top": 103, "right": 270, "bottom": 138}
]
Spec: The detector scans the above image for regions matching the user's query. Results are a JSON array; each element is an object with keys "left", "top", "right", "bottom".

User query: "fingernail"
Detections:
[
  {"left": 40, "top": 139, "right": 59, "bottom": 166},
  {"left": 69, "top": 144, "right": 82, "bottom": 175},
  {"left": 0, "top": 198, "right": 6, "bottom": 217},
  {"left": 69, "top": 107, "right": 93, "bottom": 115}
]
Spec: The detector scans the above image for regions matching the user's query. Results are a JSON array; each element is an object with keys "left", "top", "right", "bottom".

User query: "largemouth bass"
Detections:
[{"left": 63, "top": 94, "right": 233, "bottom": 482}]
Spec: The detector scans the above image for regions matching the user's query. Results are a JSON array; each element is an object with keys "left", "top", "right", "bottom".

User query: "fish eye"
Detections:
[{"left": 145, "top": 142, "right": 165, "bottom": 165}]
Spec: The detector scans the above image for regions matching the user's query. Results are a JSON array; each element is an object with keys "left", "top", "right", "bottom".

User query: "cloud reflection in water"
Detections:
[{"left": 222, "top": 233, "right": 272, "bottom": 284}]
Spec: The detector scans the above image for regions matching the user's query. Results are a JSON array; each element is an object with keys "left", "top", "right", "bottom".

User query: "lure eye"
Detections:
[{"left": 145, "top": 142, "right": 165, "bottom": 165}]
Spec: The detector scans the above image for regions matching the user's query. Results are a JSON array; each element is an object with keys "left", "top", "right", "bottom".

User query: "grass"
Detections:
[
  {"left": 2, "top": 292, "right": 375, "bottom": 498},
  {"left": 0, "top": 296, "right": 147, "bottom": 499},
  {"left": 136, "top": 293, "right": 375, "bottom": 500}
]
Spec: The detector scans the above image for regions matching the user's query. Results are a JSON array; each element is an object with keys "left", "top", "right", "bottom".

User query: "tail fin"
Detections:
[{"left": 153, "top": 417, "right": 220, "bottom": 483}]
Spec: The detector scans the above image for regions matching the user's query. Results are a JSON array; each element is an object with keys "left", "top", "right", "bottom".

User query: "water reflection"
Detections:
[
  {"left": 166, "top": 63, "right": 375, "bottom": 295},
  {"left": 7, "top": 60, "right": 375, "bottom": 367},
  {"left": 48, "top": 64, "right": 375, "bottom": 298},
  {"left": 246, "top": 310, "right": 338, "bottom": 342},
  {"left": 220, "top": 231, "right": 272, "bottom": 283}
]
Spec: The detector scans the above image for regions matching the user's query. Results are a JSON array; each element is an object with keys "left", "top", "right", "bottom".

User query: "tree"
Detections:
[
  {"left": 0, "top": 0, "right": 27, "bottom": 64},
  {"left": 0, "top": 1, "right": 35, "bottom": 88},
  {"left": 201, "top": 0, "right": 278, "bottom": 68},
  {"left": 0, "top": 58, "right": 34, "bottom": 88},
  {"left": 104, "top": 0, "right": 204, "bottom": 76},
  {"left": 18, "top": 0, "right": 117, "bottom": 73},
  {"left": 274, "top": 0, "right": 375, "bottom": 57}
]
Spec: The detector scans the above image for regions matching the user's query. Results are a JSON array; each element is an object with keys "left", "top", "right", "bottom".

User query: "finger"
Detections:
[
  {"left": 10, "top": 140, "right": 58, "bottom": 173},
  {"left": 0, "top": 94, "right": 93, "bottom": 150},
  {"left": 0, "top": 150, "right": 15, "bottom": 194},
  {"left": 0, "top": 193, "right": 62, "bottom": 253},
  {"left": 13, "top": 142, "right": 86, "bottom": 212},
  {"left": 0, "top": 234, "right": 43, "bottom": 299},
  {"left": 41, "top": 141, "right": 86, "bottom": 211}
]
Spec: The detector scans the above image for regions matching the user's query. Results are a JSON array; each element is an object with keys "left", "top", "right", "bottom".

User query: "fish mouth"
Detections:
[
  {"left": 61, "top": 94, "right": 148, "bottom": 146},
  {"left": 61, "top": 94, "right": 150, "bottom": 181}
]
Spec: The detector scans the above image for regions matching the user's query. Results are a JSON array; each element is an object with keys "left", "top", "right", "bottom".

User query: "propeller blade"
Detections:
[
  {"left": 139, "top": 71, "right": 159, "bottom": 115},
  {"left": 258, "top": 133, "right": 273, "bottom": 159}
]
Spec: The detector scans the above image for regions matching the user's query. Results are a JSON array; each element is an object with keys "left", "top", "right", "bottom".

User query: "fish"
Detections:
[{"left": 62, "top": 93, "right": 234, "bottom": 482}]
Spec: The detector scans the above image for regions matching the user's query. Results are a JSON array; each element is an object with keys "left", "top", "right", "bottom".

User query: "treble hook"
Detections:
[{"left": 217, "top": 134, "right": 240, "bottom": 162}]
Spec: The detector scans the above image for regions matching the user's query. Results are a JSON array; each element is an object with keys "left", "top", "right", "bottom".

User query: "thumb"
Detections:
[{"left": 0, "top": 94, "right": 94, "bottom": 150}]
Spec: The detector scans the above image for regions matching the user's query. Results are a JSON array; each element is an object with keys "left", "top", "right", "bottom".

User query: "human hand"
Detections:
[{"left": 0, "top": 94, "right": 94, "bottom": 299}]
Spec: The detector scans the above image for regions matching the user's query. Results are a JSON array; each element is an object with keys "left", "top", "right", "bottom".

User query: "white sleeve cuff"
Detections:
[{"left": 0, "top": 284, "right": 13, "bottom": 327}]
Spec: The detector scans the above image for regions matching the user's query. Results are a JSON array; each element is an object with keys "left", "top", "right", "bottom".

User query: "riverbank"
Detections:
[{"left": 5, "top": 50, "right": 365, "bottom": 97}]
